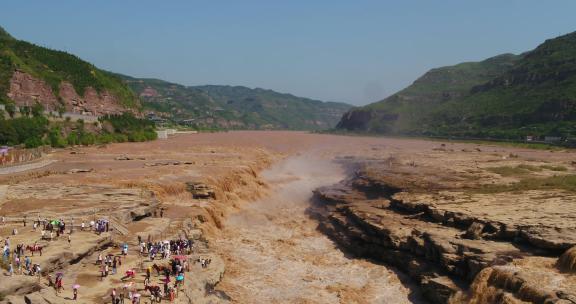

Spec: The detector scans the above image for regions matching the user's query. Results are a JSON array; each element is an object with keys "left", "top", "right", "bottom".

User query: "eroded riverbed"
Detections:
[{"left": 213, "top": 153, "right": 421, "bottom": 303}]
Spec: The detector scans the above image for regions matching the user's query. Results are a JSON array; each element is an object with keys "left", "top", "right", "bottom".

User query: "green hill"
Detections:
[
  {"left": 337, "top": 31, "right": 576, "bottom": 140},
  {"left": 0, "top": 26, "right": 138, "bottom": 111},
  {"left": 122, "top": 76, "right": 352, "bottom": 130}
]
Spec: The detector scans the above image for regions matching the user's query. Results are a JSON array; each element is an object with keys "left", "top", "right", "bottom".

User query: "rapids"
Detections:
[{"left": 213, "top": 153, "right": 422, "bottom": 303}]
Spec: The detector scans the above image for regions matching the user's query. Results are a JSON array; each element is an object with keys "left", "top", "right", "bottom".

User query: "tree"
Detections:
[
  {"left": 20, "top": 106, "right": 30, "bottom": 117},
  {"left": 66, "top": 132, "right": 79, "bottom": 146},
  {"left": 57, "top": 105, "right": 65, "bottom": 118},
  {"left": 32, "top": 102, "right": 44, "bottom": 117},
  {"left": 24, "top": 137, "right": 43, "bottom": 148},
  {"left": 5, "top": 103, "right": 15, "bottom": 118},
  {"left": 0, "top": 120, "right": 17, "bottom": 145},
  {"left": 48, "top": 126, "right": 66, "bottom": 148}
]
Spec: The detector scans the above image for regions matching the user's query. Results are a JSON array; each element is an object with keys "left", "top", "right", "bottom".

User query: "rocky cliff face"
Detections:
[
  {"left": 8, "top": 70, "right": 128, "bottom": 116},
  {"left": 7, "top": 70, "right": 59, "bottom": 109},
  {"left": 0, "top": 26, "right": 139, "bottom": 114},
  {"left": 311, "top": 158, "right": 576, "bottom": 304}
]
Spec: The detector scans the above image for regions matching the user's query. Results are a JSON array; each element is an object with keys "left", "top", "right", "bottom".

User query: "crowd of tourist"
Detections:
[{"left": 0, "top": 212, "right": 210, "bottom": 303}]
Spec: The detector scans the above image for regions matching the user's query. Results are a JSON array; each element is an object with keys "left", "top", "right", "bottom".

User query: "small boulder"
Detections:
[
  {"left": 464, "top": 222, "right": 485, "bottom": 240},
  {"left": 67, "top": 168, "right": 94, "bottom": 174}
]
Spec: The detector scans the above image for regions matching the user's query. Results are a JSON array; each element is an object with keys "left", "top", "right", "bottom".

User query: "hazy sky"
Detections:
[{"left": 1, "top": 1, "right": 576, "bottom": 105}]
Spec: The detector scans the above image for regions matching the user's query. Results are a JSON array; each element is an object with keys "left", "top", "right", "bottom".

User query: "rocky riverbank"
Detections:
[{"left": 311, "top": 156, "right": 576, "bottom": 304}]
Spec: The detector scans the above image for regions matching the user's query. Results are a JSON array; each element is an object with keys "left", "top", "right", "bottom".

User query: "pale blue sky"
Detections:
[{"left": 1, "top": 1, "right": 575, "bottom": 105}]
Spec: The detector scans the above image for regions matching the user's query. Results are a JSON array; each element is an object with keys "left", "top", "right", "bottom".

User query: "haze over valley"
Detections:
[{"left": 1, "top": 2, "right": 576, "bottom": 304}]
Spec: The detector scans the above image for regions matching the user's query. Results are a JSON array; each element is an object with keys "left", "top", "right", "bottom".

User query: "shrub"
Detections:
[
  {"left": 66, "top": 132, "right": 79, "bottom": 146},
  {"left": 79, "top": 133, "right": 96, "bottom": 146},
  {"left": 24, "top": 137, "right": 43, "bottom": 148},
  {"left": 48, "top": 126, "right": 67, "bottom": 148}
]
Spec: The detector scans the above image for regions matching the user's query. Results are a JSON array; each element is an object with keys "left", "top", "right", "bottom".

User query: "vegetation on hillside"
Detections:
[
  {"left": 121, "top": 75, "right": 352, "bottom": 130},
  {"left": 0, "top": 109, "right": 156, "bottom": 148},
  {"left": 338, "top": 31, "right": 576, "bottom": 141},
  {"left": 100, "top": 113, "right": 157, "bottom": 142},
  {"left": 0, "top": 26, "right": 138, "bottom": 108},
  {"left": 337, "top": 54, "right": 521, "bottom": 134}
]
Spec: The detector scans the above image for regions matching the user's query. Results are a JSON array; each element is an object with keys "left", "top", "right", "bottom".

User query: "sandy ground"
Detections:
[{"left": 1, "top": 131, "right": 574, "bottom": 303}]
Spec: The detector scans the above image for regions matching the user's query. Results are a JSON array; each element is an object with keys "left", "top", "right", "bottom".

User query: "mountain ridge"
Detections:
[
  {"left": 337, "top": 30, "right": 576, "bottom": 140},
  {"left": 0, "top": 26, "right": 139, "bottom": 116},
  {"left": 122, "top": 75, "right": 352, "bottom": 130}
]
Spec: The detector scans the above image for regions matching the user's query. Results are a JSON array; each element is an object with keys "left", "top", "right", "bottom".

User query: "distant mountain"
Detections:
[
  {"left": 122, "top": 76, "right": 352, "bottom": 130},
  {"left": 338, "top": 31, "right": 576, "bottom": 139},
  {"left": 0, "top": 26, "right": 138, "bottom": 116}
]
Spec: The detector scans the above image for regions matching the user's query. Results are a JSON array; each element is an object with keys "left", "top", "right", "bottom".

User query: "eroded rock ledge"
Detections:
[{"left": 311, "top": 159, "right": 576, "bottom": 304}]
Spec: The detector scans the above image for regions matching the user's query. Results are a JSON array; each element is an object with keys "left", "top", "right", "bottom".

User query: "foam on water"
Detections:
[{"left": 214, "top": 153, "right": 420, "bottom": 303}]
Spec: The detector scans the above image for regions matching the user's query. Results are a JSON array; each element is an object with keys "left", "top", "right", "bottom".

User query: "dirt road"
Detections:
[{"left": 214, "top": 152, "right": 422, "bottom": 303}]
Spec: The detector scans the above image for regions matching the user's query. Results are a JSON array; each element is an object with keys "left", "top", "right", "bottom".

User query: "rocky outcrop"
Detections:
[
  {"left": 336, "top": 109, "right": 373, "bottom": 131},
  {"left": 7, "top": 70, "right": 59, "bottom": 109},
  {"left": 58, "top": 81, "right": 126, "bottom": 116},
  {"left": 8, "top": 70, "right": 128, "bottom": 116},
  {"left": 311, "top": 165, "right": 576, "bottom": 304}
]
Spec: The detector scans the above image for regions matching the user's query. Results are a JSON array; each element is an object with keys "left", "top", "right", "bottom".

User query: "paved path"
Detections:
[{"left": 0, "top": 158, "right": 57, "bottom": 175}]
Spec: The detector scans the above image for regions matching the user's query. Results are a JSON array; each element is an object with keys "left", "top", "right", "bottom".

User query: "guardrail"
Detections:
[{"left": 0, "top": 146, "right": 50, "bottom": 168}]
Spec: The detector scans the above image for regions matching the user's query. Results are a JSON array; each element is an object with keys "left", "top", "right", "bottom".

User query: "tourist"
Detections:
[
  {"left": 15, "top": 256, "right": 21, "bottom": 274},
  {"left": 35, "top": 264, "right": 41, "bottom": 281},
  {"left": 121, "top": 287, "right": 127, "bottom": 304},
  {"left": 112, "top": 256, "right": 117, "bottom": 274},
  {"left": 73, "top": 286, "right": 78, "bottom": 301},
  {"left": 55, "top": 275, "right": 63, "bottom": 295},
  {"left": 68, "top": 234, "right": 71, "bottom": 247},
  {"left": 111, "top": 288, "right": 117, "bottom": 303},
  {"left": 8, "top": 262, "right": 13, "bottom": 276},
  {"left": 81, "top": 222, "right": 85, "bottom": 231},
  {"left": 2, "top": 243, "right": 8, "bottom": 261}
]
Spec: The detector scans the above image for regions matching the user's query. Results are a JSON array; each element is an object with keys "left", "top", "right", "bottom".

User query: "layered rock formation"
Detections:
[
  {"left": 8, "top": 70, "right": 127, "bottom": 116},
  {"left": 312, "top": 158, "right": 576, "bottom": 304},
  {"left": 7, "top": 71, "right": 59, "bottom": 109}
]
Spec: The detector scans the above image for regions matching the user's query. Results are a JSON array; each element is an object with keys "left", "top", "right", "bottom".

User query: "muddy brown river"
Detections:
[{"left": 214, "top": 153, "right": 423, "bottom": 303}]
